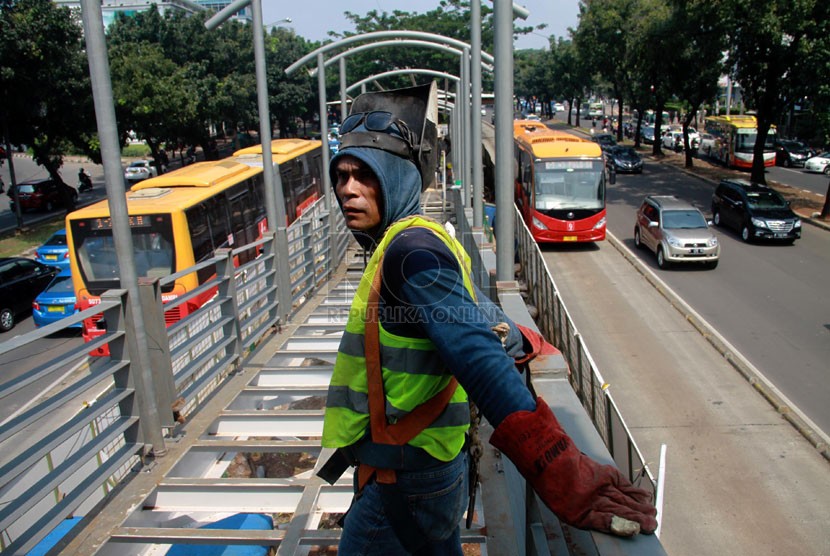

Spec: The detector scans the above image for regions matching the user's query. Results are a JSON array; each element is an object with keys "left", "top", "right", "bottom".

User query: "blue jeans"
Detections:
[{"left": 338, "top": 451, "right": 468, "bottom": 555}]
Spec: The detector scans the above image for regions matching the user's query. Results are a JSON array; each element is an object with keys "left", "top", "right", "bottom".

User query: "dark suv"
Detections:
[
  {"left": 711, "top": 179, "right": 801, "bottom": 244},
  {"left": 774, "top": 140, "right": 812, "bottom": 168},
  {"left": 8, "top": 178, "right": 77, "bottom": 213}
]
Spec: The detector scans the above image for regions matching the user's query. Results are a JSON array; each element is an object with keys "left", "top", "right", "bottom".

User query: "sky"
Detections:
[{"left": 261, "top": 1, "right": 580, "bottom": 51}]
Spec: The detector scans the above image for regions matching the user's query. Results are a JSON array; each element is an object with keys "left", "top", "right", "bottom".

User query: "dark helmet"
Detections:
[{"left": 338, "top": 82, "right": 439, "bottom": 190}]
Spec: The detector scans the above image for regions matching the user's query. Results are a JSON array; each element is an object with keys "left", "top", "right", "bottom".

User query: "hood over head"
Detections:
[{"left": 330, "top": 146, "right": 422, "bottom": 248}]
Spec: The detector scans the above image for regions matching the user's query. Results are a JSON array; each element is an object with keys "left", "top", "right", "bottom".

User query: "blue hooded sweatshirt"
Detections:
[{"left": 330, "top": 146, "right": 536, "bottom": 427}]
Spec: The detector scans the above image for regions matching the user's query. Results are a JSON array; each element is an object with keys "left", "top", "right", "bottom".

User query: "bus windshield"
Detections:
[
  {"left": 735, "top": 129, "right": 776, "bottom": 153},
  {"left": 70, "top": 214, "right": 175, "bottom": 293},
  {"left": 534, "top": 160, "right": 605, "bottom": 211}
]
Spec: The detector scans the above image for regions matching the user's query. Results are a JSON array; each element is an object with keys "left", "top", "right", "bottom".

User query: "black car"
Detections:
[
  {"left": 711, "top": 179, "right": 801, "bottom": 244},
  {"left": 606, "top": 146, "right": 643, "bottom": 174},
  {"left": 591, "top": 133, "right": 617, "bottom": 150},
  {"left": 0, "top": 257, "right": 61, "bottom": 332},
  {"left": 775, "top": 140, "right": 812, "bottom": 168}
]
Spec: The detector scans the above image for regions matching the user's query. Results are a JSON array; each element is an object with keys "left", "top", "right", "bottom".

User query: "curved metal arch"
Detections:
[
  {"left": 347, "top": 69, "right": 459, "bottom": 95},
  {"left": 312, "top": 40, "right": 493, "bottom": 75},
  {"left": 285, "top": 30, "right": 494, "bottom": 75}
]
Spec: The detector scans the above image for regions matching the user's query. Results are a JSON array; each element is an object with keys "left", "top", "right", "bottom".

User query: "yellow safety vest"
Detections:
[{"left": 322, "top": 216, "right": 476, "bottom": 461}]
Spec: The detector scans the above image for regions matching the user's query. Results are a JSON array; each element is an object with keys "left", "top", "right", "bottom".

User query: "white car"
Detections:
[
  {"left": 124, "top": 160, "right": 159, "bottom": 184},
  {"left": 553, "top": 102, "right": 565, "bottom": 113},
  {"left": 803, "top": 152, "right": 830, "bottom": 174},
  {"left": 661, "top": 130, "right": 684, "bottom": 150}
]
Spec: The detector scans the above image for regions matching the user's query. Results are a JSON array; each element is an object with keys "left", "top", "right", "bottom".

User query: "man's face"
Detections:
[{"left": 334, "top": 155, "right": 383, "bottom": 232}]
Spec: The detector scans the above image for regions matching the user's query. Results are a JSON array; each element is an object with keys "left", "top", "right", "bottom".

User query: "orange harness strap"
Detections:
[{"left": 360, "top": 254, "right": 458, "bottom": 488}]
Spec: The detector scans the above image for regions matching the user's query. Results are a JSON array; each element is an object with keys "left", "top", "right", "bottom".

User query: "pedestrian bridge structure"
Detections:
[{"left": 0, "top": 189, "right": 667, "bottom": 555}]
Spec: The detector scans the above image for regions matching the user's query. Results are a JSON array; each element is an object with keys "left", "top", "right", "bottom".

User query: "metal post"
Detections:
[
  {"left": 137, "top": 279, "right": 176, "bottom": 429},
  {"left": 250, "top": 0, "right": 284, "bottom": 228},
  {"left": 494, "top": 0, "right": 515, "bottom": 282},
  {"left": 340, "top": 58, "right": 348, "bottom": 124},
  {"left": 81, "top": 0, "right": 165, "bottom": 456},
  {"left": 317, "top": 53, "right": 337, "bottom": 245},
  {"left": 462, "top": 46, "right": 472, "bottom": 209},
  {"left": 471, "top": 0, "right": 484, "bottom": 227}
]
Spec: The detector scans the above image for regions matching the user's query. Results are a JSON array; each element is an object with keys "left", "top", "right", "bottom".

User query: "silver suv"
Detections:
[{"left": 634, "top": 195, "right": 720, "bottom": 269}]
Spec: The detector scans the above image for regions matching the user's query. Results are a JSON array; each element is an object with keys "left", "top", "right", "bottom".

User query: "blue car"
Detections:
[
  {"left": 35, "top": 229, "right": 70, "bottom": 272},
  {"left": 32, "top": 271, "right": 80, "bottom": 329}
]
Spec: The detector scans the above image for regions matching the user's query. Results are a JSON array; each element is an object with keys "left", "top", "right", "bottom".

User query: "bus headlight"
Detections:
[
  {"left": 593, "top": 217, "right": 606, "bottom": 229},
  {"left": 751, "top": 217, "right": 768, "bottom": 229},
  {"left": 532, "top": 216, "right": 548, "bottom": 230}
]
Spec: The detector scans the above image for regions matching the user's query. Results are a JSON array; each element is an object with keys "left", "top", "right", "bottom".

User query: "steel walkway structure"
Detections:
[{"left": 0, "top": 191, "right": 666, "bottom": 556}]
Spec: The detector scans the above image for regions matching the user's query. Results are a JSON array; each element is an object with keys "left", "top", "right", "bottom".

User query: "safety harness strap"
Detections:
[{"left": 365, "top": 257, "right": 459, "bottom": 447}]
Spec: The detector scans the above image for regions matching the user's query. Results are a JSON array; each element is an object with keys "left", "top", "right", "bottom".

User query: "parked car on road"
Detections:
[
  {"left": 661, "top": 130, "right": 685, "bottom": 151},
  {"left": 634, "top": 195, "right": 720, "bottom": 269},
  {"left": 803, "top": 151, "right": 830, "bottom": 174},
  {"left": 711, "top": 179, "right": 801, "bottom": 244},
  {"left": 0, "top": 257, "right": 60, "bottom": 332},
  {"left": 124, "top": 160, "right": 159, "bottom": 184},
  {"left": 606, "top": 146, "right": 643, "bottom": 174},
  {"left": 7, "top": 178, "right": 78, "bottom": 213},
  {"left": 775, "top": 140, "right": 812, "bottom": 167},
  {"left": 641, "top": 126, "right": 656, "bottom": 144},
  {"left": 34, "top": 229, "right": 70, "bottom": 272},
  {"left": 32, "top": 271, "right": 80, "bottom": 329}
]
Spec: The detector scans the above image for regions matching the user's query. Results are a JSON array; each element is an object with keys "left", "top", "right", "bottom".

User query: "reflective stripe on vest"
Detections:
[{"left": 322, "top": 216, "right": 476, "bottom": 462}]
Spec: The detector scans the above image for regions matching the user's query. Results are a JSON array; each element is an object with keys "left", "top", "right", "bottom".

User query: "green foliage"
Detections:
[
  {"left": 0, "top": 0, "right": 97, "bottom": 175},
  {"left": 122, "top": 143, "right": 151, "bottom": 157}
]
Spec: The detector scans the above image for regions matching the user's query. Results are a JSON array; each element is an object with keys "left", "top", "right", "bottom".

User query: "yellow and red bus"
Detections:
[
  {"left": 702, "top": 115, "right": 776, "bottom": 169},
  {"left": 66, "top": 138, "right": 323, "bottom": 352},
  {"left": 513, "top": 120, "right": 608, "bottom": 243}
]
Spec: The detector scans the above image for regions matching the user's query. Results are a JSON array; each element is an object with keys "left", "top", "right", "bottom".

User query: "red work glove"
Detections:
[
  {"left": 490, "top": 397, "right": 657, "bottom": 536},
  {"left": 514, "top": 323, "right": 559, "bottom": 365}
]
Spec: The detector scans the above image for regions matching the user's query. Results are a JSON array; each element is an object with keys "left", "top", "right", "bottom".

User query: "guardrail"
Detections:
[
  {"left": 512, "top": 205, "right": 658, "bottom": 497},
  {"left": 0, "top": 197, "right": 347, "bottom": 553},
  {"left": 449, "top": 189, "right": 656, "bottom": 496}
]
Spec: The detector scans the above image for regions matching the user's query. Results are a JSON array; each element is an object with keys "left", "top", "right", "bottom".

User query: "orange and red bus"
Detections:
[
  {"left": 702, "top": 115, "right": 776, "bottom": 169},
  {"left": 66, "top": 138, "right": 323, "bottom": 352},
  {"left": 513, "top": 120, "right": 608, "bottom": 242}
]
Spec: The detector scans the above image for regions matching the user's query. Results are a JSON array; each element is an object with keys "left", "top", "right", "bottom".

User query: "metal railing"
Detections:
[
  {"left": 0, "top": 196, "right": 347, "bottom": 553},
  {"left": 512, "top": 205, "right": 657, "bottom": 497},
  {"left": 449, "top": 188, "right": 655, "bottom": 494}
]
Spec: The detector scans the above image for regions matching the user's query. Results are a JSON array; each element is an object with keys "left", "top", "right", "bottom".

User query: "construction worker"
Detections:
[{"left": 319, "top": 83, "right": 657, "bottom": 555}]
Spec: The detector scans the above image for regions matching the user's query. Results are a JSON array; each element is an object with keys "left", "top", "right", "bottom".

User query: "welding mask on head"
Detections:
[{"left": 338, "top": 82, "right": 439, "bottom": 190}]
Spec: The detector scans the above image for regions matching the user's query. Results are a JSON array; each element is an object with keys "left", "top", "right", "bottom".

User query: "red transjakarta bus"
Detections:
[{"left": 513, "top": 120, "right": 608, "bottom": 242}]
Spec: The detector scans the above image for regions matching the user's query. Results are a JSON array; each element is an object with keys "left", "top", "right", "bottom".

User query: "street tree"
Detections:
[
  {"left": 662, "top": 0, "right": 728, "bottom": 167},
  {"left": 0, "top": 0, "right": 95, "bottom": 224},
  {"left": 726, "top": 0, "right": 830, "bottom": 183},
  {"left": 574, "top": 0, "right": 639, "bottom": 141}
]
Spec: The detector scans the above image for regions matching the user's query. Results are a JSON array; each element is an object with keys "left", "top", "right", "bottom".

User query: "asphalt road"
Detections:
[
  {"left": 606, "top": 162, "right": 830, "bottom": 438},
  {"left": 540, "top": 233, "right": 830, "bottom": 556},
  {"left": 1, "top": 155, "right": 108, "bottom": 233}
]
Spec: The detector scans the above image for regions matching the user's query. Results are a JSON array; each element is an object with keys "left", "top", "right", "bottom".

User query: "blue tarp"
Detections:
[
  {"left": 28, "top": 516, "right": 84, "bottom": 556},
  {"left": 165, "top": 513, "right": 274, "bottom": 556}
]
